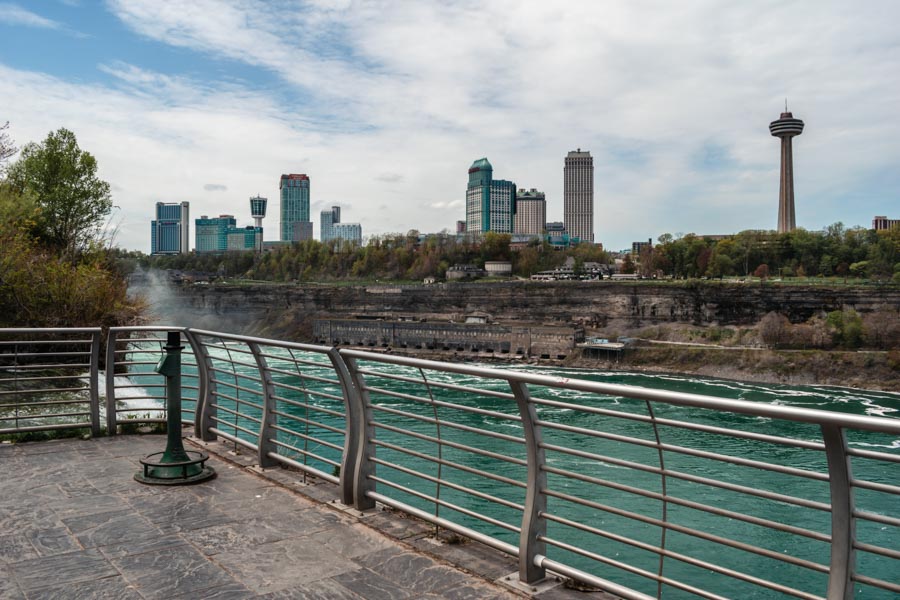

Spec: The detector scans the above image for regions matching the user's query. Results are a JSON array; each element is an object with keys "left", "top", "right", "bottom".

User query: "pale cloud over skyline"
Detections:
[{"left": 1, "top": 1, "right": 898, "bottom": 252}]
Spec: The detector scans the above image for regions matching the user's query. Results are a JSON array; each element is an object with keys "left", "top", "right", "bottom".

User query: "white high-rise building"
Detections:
[
  {"left": 564, "top": 149, "right": 593, "bottom": 244},
  {"left": 320, "top": 206, "right": 341, "bottom": 242},
  {"left": 332, "top": 222, "right": 362, "bottom": 245},
  {"left": 513, "top": 189, "right": 546, "bottom": 236}
]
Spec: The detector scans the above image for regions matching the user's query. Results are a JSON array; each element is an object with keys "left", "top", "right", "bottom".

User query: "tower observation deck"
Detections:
[{"left": 769, "top": 109, "right": 804, "bottom": 233}]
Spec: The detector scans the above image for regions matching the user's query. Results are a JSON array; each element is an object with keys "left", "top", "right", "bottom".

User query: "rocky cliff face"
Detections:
[{"left": 151, "top": 280, "right": 900, "bottom": 338}]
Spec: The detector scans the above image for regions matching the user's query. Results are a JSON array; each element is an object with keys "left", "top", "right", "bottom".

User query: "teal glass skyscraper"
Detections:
[
  {"left": 465, "top": 158, "right": 516, "bottom": 234},
  {"left": 195, "top": 215, "right": 237, "bottom": 253},
  {"left": 279, "top": 174, "right": 310, "bottom": 241}
]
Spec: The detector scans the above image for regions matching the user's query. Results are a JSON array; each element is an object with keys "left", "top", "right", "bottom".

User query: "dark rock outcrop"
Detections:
[{"left": 153, "top": 281, "right": 900, "bottom": 338}]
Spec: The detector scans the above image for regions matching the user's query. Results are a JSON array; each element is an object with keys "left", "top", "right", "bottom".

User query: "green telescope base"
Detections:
[{"left": 134, "top": 450, "right": 217, "bottom": 486}]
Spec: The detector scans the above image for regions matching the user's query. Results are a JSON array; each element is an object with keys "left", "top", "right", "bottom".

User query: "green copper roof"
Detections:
[{"left": 470, "top": 157, "right": 492, "bottom": 171}]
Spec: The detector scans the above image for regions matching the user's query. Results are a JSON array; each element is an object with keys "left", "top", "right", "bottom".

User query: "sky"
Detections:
[{"left": 1, "top": 1, "right": 899, "bottom": 253}]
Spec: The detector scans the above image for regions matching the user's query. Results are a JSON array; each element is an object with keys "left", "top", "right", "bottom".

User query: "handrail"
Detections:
[
  {"left": 338, "top": 349, "right": 900, "bottom": 434},
  {"left": 2, "top": 325, "right": 898, "bottom": 600}
]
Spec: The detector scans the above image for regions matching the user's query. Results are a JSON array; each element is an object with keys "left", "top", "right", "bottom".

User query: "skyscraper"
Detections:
[
  {"left": 769, "top": 107, "right": 804, "bottom": 233},
  {"left": 151, "top": 201, "right": 189, "bottom": 254},
  {"left": 226, "top": 226, "right": 263, "bottom": 251},
  {"left": 279, "top": 174, "right": 310, "bottom": 242},
  {"left": 564, "top": 149, "right": 593, "bottom": 244},
  {"left": 320, "top": 206, "right": 341, "bottom": 242},
  {"left": 332, "top": 222, "right": 362, "bottom": 245},
  {"left": 513, "top": 188, "right": 546, "bottom": 236},
  {"left": 465, "top": 158, "right": 516, "bottom": 234},
  {"left": 195, "top": 214, "right": 237, "bottom": 253}
]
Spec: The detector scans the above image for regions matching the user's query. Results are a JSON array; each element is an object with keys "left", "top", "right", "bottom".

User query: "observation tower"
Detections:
[
  {"left": 250, "top": 195, "right": 267, "bottom": 229},
  {"left": 250, "top": 195, "right": 267, "bottom": 252},
  {"left": 769, "top": 105, "right": 804, "bottom": 233}
]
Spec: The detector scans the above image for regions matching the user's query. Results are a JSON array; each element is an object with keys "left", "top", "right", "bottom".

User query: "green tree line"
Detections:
[
  {"left": 642, "top": 225, "right": 900, "bottom": 282},
  {"left": 0, "top": 126, "right": 143, "bottom": 327},
  {"left": 144, "top": 232, "right": 610, "bottom": 282}
]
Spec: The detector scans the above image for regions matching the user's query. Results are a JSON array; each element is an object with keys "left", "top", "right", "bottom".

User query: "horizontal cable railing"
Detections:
[
  {"left": 106, "top": 326, "right": 199, "bottom": 432},
  {"left": 186, "top": 329, "right": 352, "bottom": 492},
  {"left": 0, "top": 328, "right": 101, "bottom": 436},
  {"left": 4, "top": 326, "right": 898, "bottom": 600},
  {"left": 338, "top": 349, "right": 900, "bottom": 600}
]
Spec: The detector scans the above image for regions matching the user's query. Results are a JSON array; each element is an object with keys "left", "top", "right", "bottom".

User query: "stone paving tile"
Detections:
[
  {"left": 212, "top": 536, "right": 358, "bottom": 595},
  {"left": 97, "top": 533, "right": 185, "bottom": 560},
  {"left": 62, "top": 508, "right": 163, "bottom": 550},
  {"left": 0, "top": 564, "right": 26, "bottom": 599},
  {"left": 23, "top": 575, "right": 143, "bottom": 600},
  {"left": 24, "top": 525, "right": 81, "bottom": 558},
  {"left": 0, "top": 503, "right": 60, "bottom": 536},
  {"left": 180, "top": 518, "right": 294, "bottom": 556},
  {"left": 354, "top": 547, "right": 476, "bottom": 597},
  {"left": 254, "top": 577, "right": 367, "bottom": 599},
  {"left": 360, "top": 507, "right": 434, "bottom": 539},
  {"left": 45, "top": 492, "right": 128, "bottom": 520},
  {"left": 9, "top": 549, "right": 117, "bottom": 593},
  {"left": 125, "top": 491, "right": 234, "bottom": 533},
  {"left": 420, "top": 589, "right": 515, "bottom": 600},
  {"left": 170, "top": 580, "right": 255, "bottom": 599},
  {"left": 408, "top": 533, "right": 518, "bottom": 582},
  {"left": 0, "top": 442, "right": 19, "bottom": 456},
  {"left": 309, "top": 521, "right": 396, "bottom": 559},
  {"left": 331, "top": 567, "right": 415, "bottom": 600},
  {"left": 0, "top": 533, "right": 39, "bottom": 564},
  {"left": 57, "top": 475, "right": 104, "bottom": 498},
  {"left": 111, "top": 542, "right": 240, "bottom": 600}
]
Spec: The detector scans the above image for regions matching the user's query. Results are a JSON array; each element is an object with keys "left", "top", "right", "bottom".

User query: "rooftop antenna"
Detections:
[{"left": 785, "top": 98, "right": 788, "bottom": 112}]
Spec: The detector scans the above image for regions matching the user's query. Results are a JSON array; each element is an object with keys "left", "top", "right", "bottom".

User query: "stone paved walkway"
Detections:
[{"left": 0, "top": 435, "right": 606, "bottom": 599}]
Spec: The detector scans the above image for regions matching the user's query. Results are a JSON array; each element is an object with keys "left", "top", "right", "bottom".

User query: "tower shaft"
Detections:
[{"left": 778, "top": 136, "right": 796, "bottom": 233}]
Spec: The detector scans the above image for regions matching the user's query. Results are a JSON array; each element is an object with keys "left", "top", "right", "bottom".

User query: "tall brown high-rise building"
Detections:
[
  {"left": 564, "top": 149, "right": 593, "bottom": 243},
  {"left": 513, "top": 188, "right": 546, "bottom": 236},
  {"left": 769, "top": 107, "right": 804, "bottom": 233}
]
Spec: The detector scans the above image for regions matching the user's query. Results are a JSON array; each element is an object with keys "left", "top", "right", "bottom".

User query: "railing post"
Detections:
[
  {"left": 190, "top": 334, "right": 217, "bottom": 442},
  {"left": 821, "top": 424, "right": 856, "bottom": 600},
  {"left": 89, "top": 330, "right": 101, "bottom": 437},
  {"left": 183, "top": 330, "right": 210, "bottom": 440},
  {"left": 248, "top": 342, "right": 278, "bottom": 468},
  {"left": 326, "top": 348, "right": 360, "bottom": 506},
  {"left": 510, "top": 379, "right": 547, "bottom": 584},
  {"left": 104, "top": 330, "right": 118, "bottom": 435},
  {"left": 344, "top": 355, "right": 376, "bottom": 510}
]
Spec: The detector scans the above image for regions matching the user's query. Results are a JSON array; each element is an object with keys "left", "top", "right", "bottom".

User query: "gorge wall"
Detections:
[{"left": 138, "top": 280, "right": 900, "bottom": 339}]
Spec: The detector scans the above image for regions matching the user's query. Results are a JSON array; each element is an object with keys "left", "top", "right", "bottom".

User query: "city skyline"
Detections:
[{"left": 2, "top": 2, "right": 899, "bottom": 252}]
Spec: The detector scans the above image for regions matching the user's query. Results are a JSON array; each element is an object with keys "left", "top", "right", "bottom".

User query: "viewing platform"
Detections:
[{"left": 0, "top": 434, "right": 597, "bottom": 599}]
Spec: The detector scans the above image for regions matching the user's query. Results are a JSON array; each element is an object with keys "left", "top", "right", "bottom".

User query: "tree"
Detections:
[
  {"left": 753, "top": 263, "right": 769, "bottom": 281},
  {"left": 826, "top": 309, "right": 863, "bottom": 348},
  {"left": 7, "top": 128, "right": 112, "bottom": 257},
  {"left": 0, "top": 121, "right": 16, "bottom": 175},
  {"left": 759, "top": 311, "right": 790, "bottom": 348}
]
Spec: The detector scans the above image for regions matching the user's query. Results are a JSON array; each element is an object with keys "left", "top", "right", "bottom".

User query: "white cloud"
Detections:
[
  {"left": 0, "top": 3, "right": 61, "bottom": 28},
  {"left": 3, "top": 1, "right": 899, "bottom": 251}
]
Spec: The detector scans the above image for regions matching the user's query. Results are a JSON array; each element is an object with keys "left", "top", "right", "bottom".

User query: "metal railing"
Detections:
[
  {"left": 1, "top": 326, "right": 898, "bottom": 600},
  {"left": 0, "top": 328, "right": 101, "bottom": 436}
]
